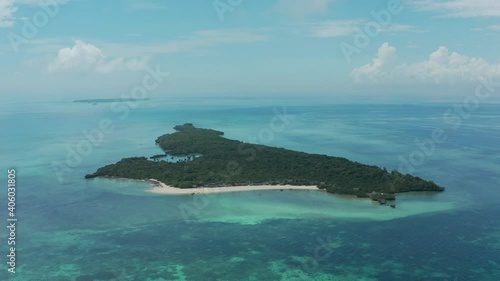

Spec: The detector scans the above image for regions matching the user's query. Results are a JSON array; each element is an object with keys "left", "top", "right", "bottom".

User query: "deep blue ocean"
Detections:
[{"left": 0, "top": 98, "right": 499, "bottom": 280}]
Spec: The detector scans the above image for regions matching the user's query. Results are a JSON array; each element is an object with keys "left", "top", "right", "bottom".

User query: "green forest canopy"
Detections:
[{"left": 86, "top": 123, "right": 444, "bottom": 200}]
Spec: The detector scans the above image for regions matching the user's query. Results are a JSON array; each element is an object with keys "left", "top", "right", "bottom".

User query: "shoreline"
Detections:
[{"left": 146, "top": 179, "right": 322, "bottom": 195}]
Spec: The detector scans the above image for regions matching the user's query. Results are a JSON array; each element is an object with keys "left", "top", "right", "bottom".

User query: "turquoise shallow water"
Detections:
[{"left": 0, "top": 99, "right": 499, "bottom": 280}]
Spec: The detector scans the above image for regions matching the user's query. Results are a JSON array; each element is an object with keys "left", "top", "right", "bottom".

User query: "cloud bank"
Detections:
[
  {"left": 0, "top": 0, "right": 16, "bottom": 27},
  {"left": 352, "top": 42, "right": 500, "bottom": 84},
  {"left": 410, "top": 0, "right": 500, "bottom": 18},
  {"left": 48, "top": 40, "right": 147, "bottom": 73}
]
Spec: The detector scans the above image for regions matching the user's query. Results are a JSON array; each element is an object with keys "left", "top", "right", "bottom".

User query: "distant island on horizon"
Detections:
[
  {"left": 74, "top": 98, "right": 150, "bottom": 104},
  {"left": 86, "top": 123, "right": 445, "bottom": 203}
]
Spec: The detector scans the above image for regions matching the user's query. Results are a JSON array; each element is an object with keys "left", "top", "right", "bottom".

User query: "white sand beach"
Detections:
[{"left": 146, "top": 179, "right": 321, "bottom": 195}]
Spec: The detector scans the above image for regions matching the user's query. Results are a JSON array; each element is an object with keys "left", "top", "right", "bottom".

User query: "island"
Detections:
[
  {"left": 85, "top": 123, "right": 445, "bottom": 203},
  {"left": 74, "top": 98, "right": 149, "bottom": 104}
]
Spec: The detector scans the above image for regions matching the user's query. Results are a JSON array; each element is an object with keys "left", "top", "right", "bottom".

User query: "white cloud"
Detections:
[
  {"left": 308, "top": 21, "right": 422, "bottom": 38},
  {"left": 19, "top": 29, "right": 266, "bottom": 57},
  {"left": 0, "top": 0, "right": 68, "bottom": 28},
  {"left": 308, "top": 20, "right": 362, "bottom": 37},
  {"left": 379, "top": 24, "right": 424, "bottom": 33},
  {"left": 273, "top": 0, "right": 333, "bottom": 18},
  {"left": 489, "top": 25, "right": 500, "bottom": 31},
  {"left": 470, "top": 24, "right": 500, "bottom": 32},
  {"left": 351, "top": 43, "right": 500, "bottom": 84},
  {"left": 94, "top": 57, "right": 124, "bottom": 74},
  {"left": 126, "top": 57, "right": 150, "bottom": 71},
  {"left": 162, "top": 29, "right": 266, "bottom": 52},
  {"left": 95, "top": 29, "right": 267, "bottom": 57},
  {"left": 48, "top": 40, "right": 146, "bottom": 73},
  {"left": 351, "top": 43, "right": 397, "bottom": 82},
  {"left": 410, "top": 0, "right": 500, "bottom": 18},
  {"left": 0, "top": 0, "right": 16, "bottom": 27}
]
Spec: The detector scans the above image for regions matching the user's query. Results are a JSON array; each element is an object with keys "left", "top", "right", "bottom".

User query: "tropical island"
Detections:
[{"left": 85, "top": 123, "right": 444, "bottom": 203}]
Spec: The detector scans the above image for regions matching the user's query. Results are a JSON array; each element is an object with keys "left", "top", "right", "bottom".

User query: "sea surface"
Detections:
[{"left": 0, "top": 98, "right": 499, "bottom": 280}]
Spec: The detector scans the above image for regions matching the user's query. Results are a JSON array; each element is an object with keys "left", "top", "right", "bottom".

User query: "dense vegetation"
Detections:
[{"left": 86, "top": 123, "right": 444, "bottom": 200}]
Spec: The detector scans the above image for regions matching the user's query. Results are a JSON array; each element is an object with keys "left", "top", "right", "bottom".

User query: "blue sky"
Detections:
[{"left": 1, "top": 0, "right": 500, "bottom": 101}]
